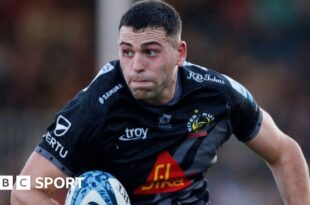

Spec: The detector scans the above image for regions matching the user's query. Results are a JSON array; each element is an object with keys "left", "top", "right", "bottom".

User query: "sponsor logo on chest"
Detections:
[
  {"left": 133, "top": 150, "right": 191, "bottom": 195},
  {"left": 159, "top": 114, "right": 172, "bottom": 129},
  {"left": 187, "top": 109, "right": 215, "bottom": 138},
  {"left": 119, "top": 128, "right": 149, "bottom": 141}
]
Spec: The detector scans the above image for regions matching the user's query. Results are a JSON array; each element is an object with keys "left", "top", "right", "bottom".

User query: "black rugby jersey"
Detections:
[{"left": 36, "top": 60, "right": 262, "bottom": 204}]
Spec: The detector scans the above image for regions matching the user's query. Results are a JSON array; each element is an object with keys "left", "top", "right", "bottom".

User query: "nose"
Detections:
[{"left": 132, "top": 54, "right": 145, "bottom": 73}]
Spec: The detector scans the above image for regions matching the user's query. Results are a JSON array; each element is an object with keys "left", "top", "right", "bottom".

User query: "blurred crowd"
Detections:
[
  {"left": 0, "top": 0, "right": 95, "bottom": 109},
  {"left": 0, "top": 0, "right": 309, "bottom": 204}
]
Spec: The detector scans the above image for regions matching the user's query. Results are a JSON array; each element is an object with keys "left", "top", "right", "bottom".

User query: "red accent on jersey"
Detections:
[
  {"left": 188, "top": 131, "right": 208, "bottom": 138},
  {"left": 133, "top": 150, "right": 191, "bottom": 195}
]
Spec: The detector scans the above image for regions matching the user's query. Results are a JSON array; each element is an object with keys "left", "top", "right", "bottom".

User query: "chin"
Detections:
[
  {"left": 132, "top": 90, "right": 148, "bottom": 99},
  {"left": 132, "top": 89, "right": 154, "bottom": 101}
]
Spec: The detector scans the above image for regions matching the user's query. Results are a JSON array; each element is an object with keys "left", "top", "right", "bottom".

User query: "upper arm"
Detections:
[{"left": 246, "top": 109, "right": 293, "bottom": 164}]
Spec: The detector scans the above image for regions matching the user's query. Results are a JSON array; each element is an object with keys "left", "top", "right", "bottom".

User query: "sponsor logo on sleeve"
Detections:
[
  {"left": 54, "top": 115, "right": 71, "bottom": 137},
  {"left": 43, "top": 132, "right": 68, "bottom": 158},
  {"left": 98, "top": 83, "right": 123, "bottom": 104}
]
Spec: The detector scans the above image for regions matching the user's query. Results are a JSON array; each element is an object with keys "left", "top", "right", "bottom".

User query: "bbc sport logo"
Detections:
[{"left": 0, "top": 175, "right": 83, "bottom": 190}]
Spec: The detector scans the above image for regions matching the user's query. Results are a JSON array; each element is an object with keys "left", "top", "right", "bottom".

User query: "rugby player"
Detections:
[{"left": 11, "top": 0, "right": 310, "bottom": 204}]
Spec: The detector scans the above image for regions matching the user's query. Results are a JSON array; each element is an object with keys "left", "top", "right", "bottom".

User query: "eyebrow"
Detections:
[
  {"left": 119, "top": 41, "right": 162, "bottom": 48},
  {"left": 119, "top": 41, "right": 132, "bottom": 47}
]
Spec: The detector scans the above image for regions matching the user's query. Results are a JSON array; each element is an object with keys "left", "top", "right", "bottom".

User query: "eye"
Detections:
[
  {"left": 122, "top": 49, "right": 134, "bottom": 57},
  {"left": 145, "top": 49, "right": 158, "bottom": 57}
]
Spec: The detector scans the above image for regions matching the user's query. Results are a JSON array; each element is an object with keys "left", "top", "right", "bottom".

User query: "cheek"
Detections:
[
  {"left": 164, "top": 49, "right": 178, "bottom": 67},
  {"left": 157, "top": 63, "right": 175, "bottom": 82},
  {"left": 163, "top": 54, "right": 177, "bottom": 72}
]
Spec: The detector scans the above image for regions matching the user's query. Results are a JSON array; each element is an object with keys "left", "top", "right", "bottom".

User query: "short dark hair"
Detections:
[{"left": 119, "top": 0, "right": 182, "bottom": 39}]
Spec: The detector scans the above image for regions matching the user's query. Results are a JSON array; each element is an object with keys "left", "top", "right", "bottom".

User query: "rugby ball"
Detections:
[{"left": 65, "top": 170, "right": 131, "bottom": 205}]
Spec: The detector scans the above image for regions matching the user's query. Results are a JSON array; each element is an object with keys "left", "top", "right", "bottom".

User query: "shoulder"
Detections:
[
  {"left": 180, "top": 61, "right": 231, "bottom": 98},
  {"left": 180, "top": 61, "right": 256, "bottom": 103},
  {"left": 83, "top": 60, "right": 121, "bottom": 92},
  {"left": 181, "top": 61, "right": 226, "bottom": 85},
  {"left": 60, "top": 60, "right": 125, "bottom": 115}
]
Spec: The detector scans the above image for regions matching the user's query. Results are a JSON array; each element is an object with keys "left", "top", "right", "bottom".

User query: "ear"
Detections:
[{"left": 176, "top": 41, "right": 187, "bottom": 66}]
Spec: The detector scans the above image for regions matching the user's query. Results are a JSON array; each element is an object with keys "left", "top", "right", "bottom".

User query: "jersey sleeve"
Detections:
[
  {"left": 35, "top": 63, "right": 115, "bottom": 176},
  {"left": 224, "top": 75, "right": 262, "bottom": 142}
]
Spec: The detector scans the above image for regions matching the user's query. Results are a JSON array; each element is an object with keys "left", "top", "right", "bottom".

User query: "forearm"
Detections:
[
  {"left": 267, "top": 137, "right": 310, "bottom": 205},
  {"left": 11, "top": 189, "right": 59, "bottom": 205}
]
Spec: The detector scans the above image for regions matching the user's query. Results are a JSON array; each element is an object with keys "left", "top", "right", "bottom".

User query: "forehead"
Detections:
[{"left": 119, "top": 26, "right": 171, "bottom": 46}]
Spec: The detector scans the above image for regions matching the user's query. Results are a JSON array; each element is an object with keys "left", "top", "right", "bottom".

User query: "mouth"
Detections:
[
  {"left": 130, "top": 79, "right": 154, "bottom": 90},
  {"left": 131, "top": 80, "right": 152, "bottom": 87}
]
